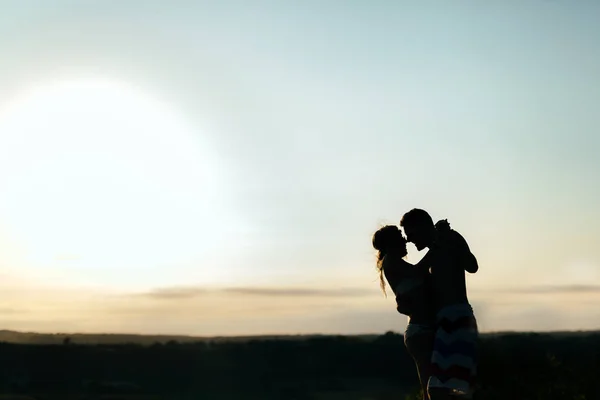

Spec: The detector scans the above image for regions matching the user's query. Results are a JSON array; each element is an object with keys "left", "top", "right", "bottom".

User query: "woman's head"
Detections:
[{"left": 372, "top": 225, "right": 407, "bottom": 294}]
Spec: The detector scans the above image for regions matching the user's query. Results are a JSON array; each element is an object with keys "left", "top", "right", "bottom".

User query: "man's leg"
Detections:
[{"left": 430, "top": 304, "right": 478, "bottom": 400}]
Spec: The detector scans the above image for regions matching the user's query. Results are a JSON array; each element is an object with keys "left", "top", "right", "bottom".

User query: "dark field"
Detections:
[{"left": 0, "top": 330, "right": 598, "bottom": 400}]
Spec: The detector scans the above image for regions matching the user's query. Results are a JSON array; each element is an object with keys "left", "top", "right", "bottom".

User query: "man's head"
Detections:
[{"left": 400, "top": 208, "right": 435, "bottom": 251}]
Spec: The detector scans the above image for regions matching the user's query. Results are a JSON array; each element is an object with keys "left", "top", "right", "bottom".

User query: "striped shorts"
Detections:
[{"left": 428, "top": 303, "right": 478, "bottom": 398}]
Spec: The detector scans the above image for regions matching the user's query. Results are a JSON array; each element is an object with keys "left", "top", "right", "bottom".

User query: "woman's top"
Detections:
[{"left": 382, "top": 252, "right": 436, "bottom": 326}]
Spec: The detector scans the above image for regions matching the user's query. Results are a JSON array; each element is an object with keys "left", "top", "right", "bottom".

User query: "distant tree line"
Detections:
[{"left": 0, "top": 331, "right": 597, "bottom": 399}]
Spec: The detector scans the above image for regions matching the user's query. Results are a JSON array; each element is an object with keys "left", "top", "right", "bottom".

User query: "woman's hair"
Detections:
[{"left": 372, "top": 225, "right": 407, "bottom": 295}]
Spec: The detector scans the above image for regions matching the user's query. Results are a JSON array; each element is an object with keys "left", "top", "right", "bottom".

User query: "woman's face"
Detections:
[{"left": 394, "top": 233, "right": 408, "bottom": 255}]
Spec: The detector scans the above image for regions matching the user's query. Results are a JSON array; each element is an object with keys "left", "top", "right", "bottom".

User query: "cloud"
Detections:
[
  {"left": 140, "top": 283, "right": 600, "bottom": 303},
  {"left": 482, "top": 284, "right": 600, "bottom": 294},
  {"left": 222, "top": 287, "right": 373, "bottom": 297},
  {"left": 0, "top": 307, "right": 25, "bottom": 315},
  {"left": 138, "top": 285, "right": 374, "bottom": 300},
  {"left": 2, "top": 283, "right": 600, "bottom": 336},
  {"left": 142, "top": 287, "right": 210, "bottom": 300}
]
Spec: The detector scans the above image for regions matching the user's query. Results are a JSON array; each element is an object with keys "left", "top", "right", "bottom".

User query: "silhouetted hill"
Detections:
[
  {"left": 0, "top": 330, "right": 201, "bottom": 345},
  {"left": 0, "top": 329, "right": 380, "bottom": 345},
  {"left": 0, "top": 329, "right": 596, "bottom": 345},
  {"left": 0, "top": 330, "right": 598, "bottom": 399}
]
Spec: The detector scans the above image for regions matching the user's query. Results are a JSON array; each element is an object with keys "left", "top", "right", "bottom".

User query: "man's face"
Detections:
[{"left": 402, "top": 223, "right": 429, "bottom": 251}]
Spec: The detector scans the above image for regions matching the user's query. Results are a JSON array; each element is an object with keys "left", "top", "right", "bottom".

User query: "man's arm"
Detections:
[{"left": 450, "top": 231, "right": 479, "bottom": 273}]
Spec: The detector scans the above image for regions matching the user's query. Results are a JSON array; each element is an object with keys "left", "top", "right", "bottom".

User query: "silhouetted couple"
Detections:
[{"left": 372, "top": 209, "right": 479, "bottom": 400}]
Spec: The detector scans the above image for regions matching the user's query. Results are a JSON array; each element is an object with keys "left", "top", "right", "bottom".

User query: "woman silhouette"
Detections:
[{"left": 372, "top": 225, "right": 437, "bottom": 400}]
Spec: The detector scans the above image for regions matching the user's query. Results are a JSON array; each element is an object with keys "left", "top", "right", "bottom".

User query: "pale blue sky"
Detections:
[{"left": 0, "top": 0, "right": 598, "bottom": 335}]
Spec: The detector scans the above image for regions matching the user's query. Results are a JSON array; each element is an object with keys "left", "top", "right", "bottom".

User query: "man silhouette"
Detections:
[{"left": 400, "top": 209, "right": 479, "bottom": 400}]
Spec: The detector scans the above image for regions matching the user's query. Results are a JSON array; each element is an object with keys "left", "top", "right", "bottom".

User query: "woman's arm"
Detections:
[
  {"left": 395, "top": 295, "right": 412, "bottom": 317},
  {"left": 415, "top": 251, "right": 433, "bottom": 271},
  {"left": 414, "top": 249, "right": 445, "bottom": 274},
  {"left": 386, "top": 254, "right": 429, "bottom": 279}
]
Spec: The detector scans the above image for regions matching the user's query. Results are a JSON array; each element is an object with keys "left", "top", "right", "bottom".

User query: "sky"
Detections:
[{"left": 0, "top": 0, "right": 598, "bottom": 336}]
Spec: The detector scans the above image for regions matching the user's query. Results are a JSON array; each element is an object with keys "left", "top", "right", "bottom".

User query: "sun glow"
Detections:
[{"left": 0, "top": 78, "right": 234, "bottom": 288}]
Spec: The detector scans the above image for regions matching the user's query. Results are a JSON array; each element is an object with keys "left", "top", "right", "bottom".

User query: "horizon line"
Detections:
[{"left": 1, "top": 328, "right": 598, "bottom": 341}]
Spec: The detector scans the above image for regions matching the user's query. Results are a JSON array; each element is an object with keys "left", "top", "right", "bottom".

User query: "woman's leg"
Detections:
[
  {"left": 405, "top": 330, "right": 435, "bottom": 400},
  {"left": 427, "top": 387, "right": 453, "bottom": 400}
]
